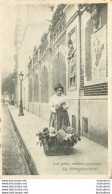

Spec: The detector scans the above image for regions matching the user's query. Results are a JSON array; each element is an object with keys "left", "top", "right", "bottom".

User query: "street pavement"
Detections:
[
  {"left": 2, "top": 105, "right": 30, "bottom": 175},
  {"left": 6, "top": 105, "right": 108, "bottom": 176}
]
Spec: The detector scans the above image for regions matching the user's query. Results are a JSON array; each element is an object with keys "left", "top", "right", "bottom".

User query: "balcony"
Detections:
[{"left": 50, "top": 16, "right": 66, "bottom": 46}]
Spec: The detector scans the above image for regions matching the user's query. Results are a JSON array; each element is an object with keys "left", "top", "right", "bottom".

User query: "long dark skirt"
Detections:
[{"left": 49, "top": 108, "right": 70, "bottom": 131}]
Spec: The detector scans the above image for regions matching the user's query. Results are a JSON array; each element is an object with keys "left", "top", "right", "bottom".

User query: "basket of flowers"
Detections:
[{"left": 36, "top": 126, "right": 81, "bottom": 156}]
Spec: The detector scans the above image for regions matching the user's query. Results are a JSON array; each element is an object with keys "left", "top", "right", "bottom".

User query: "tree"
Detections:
[{"left": 2, "top": 73, "right": 14, "bottom": 99}]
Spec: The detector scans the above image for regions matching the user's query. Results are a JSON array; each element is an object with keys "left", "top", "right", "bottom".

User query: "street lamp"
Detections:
[
  {"left": 18, "top": 71, "right": 24, "bottom": 116},
  {"left": 12, "top": 75, "right": 15, "bottom": 105}
]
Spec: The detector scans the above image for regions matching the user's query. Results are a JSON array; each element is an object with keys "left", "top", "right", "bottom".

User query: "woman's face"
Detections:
[{"left": 56, "top": 88, "right": 63, "bottom": 96}]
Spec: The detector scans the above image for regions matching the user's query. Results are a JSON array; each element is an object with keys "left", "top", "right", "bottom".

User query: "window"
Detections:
[
  {"left": 68, "top": 27, "right": 77, "bottom": 90},
  {"left": 82, "top": 117, "right": 88, "bottom": 134},
  {"left": 72, "top": 115, "right": 76, "bottom": 129},
  {"left": 34, "top": 74, "right": 39, "bottom": 102},
  {"left": 29, "top": 78, "right": 32, "bottom": 102},
  {"left": 41, "top": 67, "right": 48, "bottom": 103},
  {"left": 52, "top": 53, "right": 66, "bottom": 94}
]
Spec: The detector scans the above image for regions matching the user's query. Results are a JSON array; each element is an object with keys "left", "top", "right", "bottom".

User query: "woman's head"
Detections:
[{"left": 54, "top": 83, "right": 64, "bottom": 96}]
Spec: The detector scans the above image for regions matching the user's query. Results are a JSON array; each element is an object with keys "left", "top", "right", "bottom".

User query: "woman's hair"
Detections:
[{"left": 54, "top": 83, "right": 64, "bottom": 92}]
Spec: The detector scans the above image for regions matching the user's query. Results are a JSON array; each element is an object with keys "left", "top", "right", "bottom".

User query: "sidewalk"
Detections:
[{"left": 8, "top": 106, "right": 108, "bottom": 176}]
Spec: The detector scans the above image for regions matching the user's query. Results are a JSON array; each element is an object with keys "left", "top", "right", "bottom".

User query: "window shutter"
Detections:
[
  {"left": 34, "top": 74, "right": 39, "bottom": 102},
  {"left": 52, "top": 53, "right": 66, "bottom": 94}
]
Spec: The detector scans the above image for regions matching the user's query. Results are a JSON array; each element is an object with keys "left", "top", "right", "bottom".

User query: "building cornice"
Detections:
[
  {"left": 66, "top": 10, "right": 79, "bottom": 28},
  {"left": 50, "top": 30, "right": 66, "bottom": 49}
]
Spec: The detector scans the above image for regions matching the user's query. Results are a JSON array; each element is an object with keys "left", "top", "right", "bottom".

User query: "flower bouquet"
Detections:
[{"left": 36, "top": 126, "right": 81, "bottom": 156}]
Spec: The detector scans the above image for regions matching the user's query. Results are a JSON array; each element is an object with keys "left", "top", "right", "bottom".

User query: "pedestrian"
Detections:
[
  {"left": 49, "top": 83, "right": 70, "bottom": 131},
  {"left": 2, "top": 98, "right": 5, "bottom": 105}
]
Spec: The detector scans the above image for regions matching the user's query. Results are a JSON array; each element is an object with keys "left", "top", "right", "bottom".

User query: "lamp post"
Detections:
[
  {"left": 12, "top": 76, "right": 15, "bottom": 105},
  {"left": 18, "top": 71, "right": 24, "bottom": 116}
]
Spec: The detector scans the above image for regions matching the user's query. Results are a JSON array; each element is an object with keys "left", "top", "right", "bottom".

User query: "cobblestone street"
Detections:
[{"left": 2, "top": 105, "right": 30, "bottom": 175}]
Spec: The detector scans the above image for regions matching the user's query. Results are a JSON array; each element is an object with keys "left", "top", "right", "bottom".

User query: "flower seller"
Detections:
[{"left": 49, "top": 83, "right": 70, "bottom": 131}]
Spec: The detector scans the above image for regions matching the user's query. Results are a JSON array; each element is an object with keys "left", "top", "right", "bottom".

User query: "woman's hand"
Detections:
[
  {"left": 63, "top": 105, "right": 69, "bottom": 110},
  {"left": 61, "top": 102, "right": 69, "bottom": 110},
  {"left": 55, "top": 103, "right": 62, "bottom": 110}
]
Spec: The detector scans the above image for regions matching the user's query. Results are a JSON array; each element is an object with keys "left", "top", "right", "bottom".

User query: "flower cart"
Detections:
[{"left": 36, "top": 126, "right": 81, "bottom": 156}]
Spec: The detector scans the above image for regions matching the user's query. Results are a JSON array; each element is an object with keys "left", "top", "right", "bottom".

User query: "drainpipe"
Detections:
[
  {"left": 78, "top": 9, "right": 81, "bottom": 137},
  {"left": 39, "top": 62, "right": 41, "bottom": 117}
]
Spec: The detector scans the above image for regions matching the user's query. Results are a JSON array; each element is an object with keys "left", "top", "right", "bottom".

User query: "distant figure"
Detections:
[
  {"left": 11, "top": 99, "right": 14, "bottom": 105},
  {"left": 49, "top": 83, "right": 70, "bottom": 131},
  {"left": 9, "top": 99, "right": 14, "bottom": 106},
  {"left": 2, "top": 99, "right": 5, "bottom": 105}
]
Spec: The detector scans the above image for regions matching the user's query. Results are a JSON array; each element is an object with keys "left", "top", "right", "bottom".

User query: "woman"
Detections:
[{"left": 49, "top": 83, "right": 70, "bottom": 131}]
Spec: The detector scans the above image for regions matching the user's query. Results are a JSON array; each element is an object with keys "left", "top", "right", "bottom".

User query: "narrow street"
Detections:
[{"left": 2, "top": 105, "right": 30, "bottom": 175}]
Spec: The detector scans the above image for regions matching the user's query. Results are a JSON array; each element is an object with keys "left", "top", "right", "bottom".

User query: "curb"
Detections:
[{"left": 8, "top": 107, "right": 39, "bottom": 175}]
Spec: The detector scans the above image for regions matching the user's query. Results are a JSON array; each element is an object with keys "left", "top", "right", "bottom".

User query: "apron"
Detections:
[{"left": 49, "top": 107, "right": 70, "bottom": 131}]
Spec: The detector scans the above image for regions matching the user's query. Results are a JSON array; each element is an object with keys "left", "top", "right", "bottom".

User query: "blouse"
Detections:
[{"left": 49, "top": 94, "right": 69, "bottom": 113}]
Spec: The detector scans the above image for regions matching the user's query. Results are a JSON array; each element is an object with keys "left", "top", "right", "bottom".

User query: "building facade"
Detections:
[{"left": 19, "top": 4, "right": 108, "bottom": 147}]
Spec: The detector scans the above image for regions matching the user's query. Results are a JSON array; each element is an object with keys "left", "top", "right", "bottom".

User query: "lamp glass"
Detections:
[{"left": 19, "top": 72, "right": 23, "bottom": 81}]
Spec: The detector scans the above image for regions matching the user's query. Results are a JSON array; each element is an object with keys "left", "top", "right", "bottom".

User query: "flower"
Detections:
[
  {"left": 36, "top": 130, "right": 42, "bottom": 137},
  {"left": 54, "top": 103, "right": 62, "bottom": 110},
  {"left": 42, "top": 127, "right": 49, "bottom": 134},
  {"left": 62, "top": 105, "right": 69, "bottom": 110},
  {"left": 36, "top": 125, "right": 81, "bottom": 148},
  {"left": 71, "top": 136, "right": 80, "bottom": 144},
  {"left": 59, "top": 129, "right": 66, "bottom": 137},
  {"left": 64, "top": 134, "right": 72, "bottom": 141},
  {"left": 67, "top": 126, "right": 75, "bottom": 134},
  {"left": 57, "top": 129, "right": 66, "bottom": 143},
  {"left": 36, "top": 128, "right": 49, "bottom": 146},
  {"left": 49, "top": 127, "right": 57, "bottom": 137}
]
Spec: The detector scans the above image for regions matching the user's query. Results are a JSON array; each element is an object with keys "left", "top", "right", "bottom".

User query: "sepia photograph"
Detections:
[{"left": 0, "top": 2, "right": 110, "bottom": 177}]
